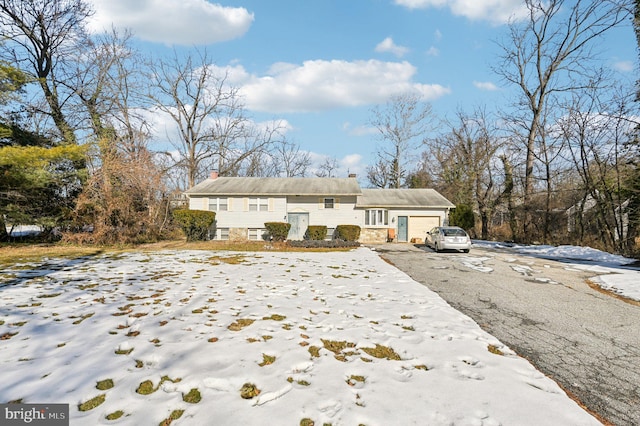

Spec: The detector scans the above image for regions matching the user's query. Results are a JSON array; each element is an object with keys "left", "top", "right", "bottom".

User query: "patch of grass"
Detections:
[
  {"left": 71, "top": 313, "right": 94, "bottom": 325},
  {"left": 227, "top": 318, "right": 255, "bottom": 331},
  {"left": 115, "top": 348, "right": 133, "bottom": 355},
  {"left": 105, "top": 410, "right": 124, "bottom": 420},
  {"left": 361, "top": 344, "right": 401, "bottom": 360},
  {"left": 1, "top": 332, "right": 18, "bottom": 340},
  {"left": 209, "top": 254, "right": 247, "bottom": 265},
  {"left": 414, "top": 364, "right": 429, "bottom": 371},
  {"left": 321, "top": 339, "right": 358, "bottom": 362},
  {"left": 300, "top": 419, "right": 315, "bottom": 426},
  {"left": 136, "top": 380, "right": 156, "bottom": 395},
  {"left": 0, "top": 244, "right": 103, "bottom": 266},
  {"left": 135, "top": 360, "right": 144, "bottom": 368},
  {"left": 159, "top": 409, "right": 184, "bottom": 426},
  {"left": 258, "top": 354, "right": 276, "bottom": 367},
  {"left": 78, "top": 394, "right": 106, "bottom": 411},
  {"left": 346, "top": 375, "right": 366, "bottom": 386},
  {"left": 308, "top": 346, "right": 321, "bottom": 358},
  {"left": 182, "top": 388, "right": 201, "bottom": 404},
  {"left": 78, "top": 283, "right": 98, "bottom": 290},
  {"left": 488, "top": 344, "right": 504, "bottom": 355},
  {"left": 240, "top": 383, "right": 261, "bottom": 399},
  {"left": 37, "top": 292, "right": 62, "bottom": 298},
  {"left": 96, "top": 379, "right": 114, "bottom": 390},
  {"left": 262, "top": 314, "right": 286, "bottom": 321}
]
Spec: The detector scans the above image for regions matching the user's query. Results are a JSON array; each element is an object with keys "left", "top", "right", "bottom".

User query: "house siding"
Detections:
[{"left": 286, "top": 196, "right": 359, "bottom": 228}]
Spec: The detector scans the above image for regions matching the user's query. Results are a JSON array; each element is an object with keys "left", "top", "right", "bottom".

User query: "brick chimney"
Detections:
[{"left": 210, "top": 170, "right": 219, "bottom": 180}]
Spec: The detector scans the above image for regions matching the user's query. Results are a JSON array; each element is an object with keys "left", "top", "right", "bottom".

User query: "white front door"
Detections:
[{"left": 287, "top": 213, "right": 309, "bottom": 240}]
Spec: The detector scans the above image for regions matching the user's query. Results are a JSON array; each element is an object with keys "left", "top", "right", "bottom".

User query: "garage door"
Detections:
[{"left": 409, "top": 216, "right": 440, "bottom": 242}]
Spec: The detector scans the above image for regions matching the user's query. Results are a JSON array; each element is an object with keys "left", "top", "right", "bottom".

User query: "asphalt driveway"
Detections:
[{"left": 375, "top": 243, "right": 640, "bottom": 426}]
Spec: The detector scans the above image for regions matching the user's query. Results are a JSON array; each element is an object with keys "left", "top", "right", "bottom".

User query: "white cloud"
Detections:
[
  {"left": 343, "top": 122, "right": 378, "bottom": 137},
  {"left": 613, "top": 60, "right": 634, "bottom": 73},
  {"left": 87, "top": 0, "right": 254, "bottom": 45},
  {"left": 434, "top": 29, "right": 443, "bottom": 41},
  {"left": 426, "top": 46, "right": 440, "bottom": 56},
  {"left": 473, "top": 81, "right": 499, "bottom": 91},
  {"left": 213, "top": 60, "right": 450, "bottom": 113},
  {"left": 375, "top": 37, "right": 410, "bottom": 57},
  {"left": 394, "top": 0, "right": 528, "bottom": 25}
]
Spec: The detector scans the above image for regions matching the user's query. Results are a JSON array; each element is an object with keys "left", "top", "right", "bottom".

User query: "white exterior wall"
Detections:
[
  {"left": 189, "top": 196, "right": 287, "bottom": 228},
  {"left": 285, "top": 196, "right": 360, "bottom": 227}
]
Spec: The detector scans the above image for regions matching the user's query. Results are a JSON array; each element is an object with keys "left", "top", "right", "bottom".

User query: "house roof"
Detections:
[
  {"left": 185, "top": 177, "right": 363, "bottom": 196},
  {"left": 357, "top": 189, "right": 455, "bottom": 209}
]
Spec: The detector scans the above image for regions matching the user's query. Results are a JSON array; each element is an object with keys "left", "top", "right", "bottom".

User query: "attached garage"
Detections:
[
  {"left": 357, "top": 189, "right": 455, "bottom": 244},
  {"left": 408, "top": 216, "right": 441, "bottom": 242}
]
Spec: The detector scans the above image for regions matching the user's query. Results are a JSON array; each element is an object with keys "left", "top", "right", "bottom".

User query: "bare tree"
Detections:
[
  {"left": 0, "top": 0, "right": 93, "bottom": 144},
  {"left": 559, "top": 87, "right": 639, "bottom": 254},
  {"left": 315, "top": 156, "right": 339, "bottom": 178},
  {"left": 148, "top": 49, "right": 285, "bottom": 187},
  {"left": 271, "top": 138, "right": 310, "bottom": 177},
  {"left": 429, "top": 108, "right": 508, "bottom": 239},
  {"left": 366, "top": 92, "right": 434, "bottom": 188},
  {"left": 495, "top": 0, "right": 630, "bottom": 241}
]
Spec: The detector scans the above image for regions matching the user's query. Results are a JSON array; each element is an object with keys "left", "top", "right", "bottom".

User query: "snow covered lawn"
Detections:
[{"left": 1, "top": 248, "right": 600, "bottom": 425}]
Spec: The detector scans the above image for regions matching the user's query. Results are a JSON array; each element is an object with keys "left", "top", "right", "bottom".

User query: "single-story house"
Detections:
[{"left": 185, "top": 172, "right": 455, "bottom": 243}]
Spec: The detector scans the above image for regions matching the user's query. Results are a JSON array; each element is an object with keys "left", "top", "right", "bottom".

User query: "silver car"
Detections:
[{"left": 425, "top": 226, "right": 471, "bottom": 253}]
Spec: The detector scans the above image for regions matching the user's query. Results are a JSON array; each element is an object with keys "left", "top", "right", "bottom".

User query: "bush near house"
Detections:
[
  {"left": 335, "top": 225, "right": 360, "bottom": 242},
  {"left": 264, "top": 222, "right": 291, "bottom": 242},
  {"left": 173, "top": 210, "right": 216, "bottom": 242},
  {"left": 305, "top": 225, "right": 327, "bottom": 240},
  {"left": 449, "top": 204, "right": 475, "bottom": 232}
]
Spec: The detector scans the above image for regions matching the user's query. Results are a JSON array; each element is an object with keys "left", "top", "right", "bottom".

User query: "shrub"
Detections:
[
  {"left": 173, "top": 209, "right": 216, "bottom": 242},
  {"left": 335, "top": 225, "right": 360, "bottom": 242},
  {"left": 305, "top": 225, "right": 327, "bottom": 240},
  {"left": 449, "top": 204, "right": 475, "bottom": 231},
  {"left": 264, "top": 222, "right": 291, "bottom": 241}
]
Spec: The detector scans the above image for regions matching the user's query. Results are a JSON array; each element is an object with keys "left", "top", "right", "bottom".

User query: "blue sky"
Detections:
[{"left": 86, "top": 0, "right": 637, "bottom": 179}]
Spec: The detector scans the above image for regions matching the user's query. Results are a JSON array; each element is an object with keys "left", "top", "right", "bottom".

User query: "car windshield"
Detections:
[{"left": 442, "top": 228, "right": 466, "bottom": 237}]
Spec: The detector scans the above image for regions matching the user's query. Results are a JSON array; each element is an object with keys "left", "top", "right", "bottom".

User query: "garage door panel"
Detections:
[{"left": 409, "top": 216, "right": 440, "bottom": 242}]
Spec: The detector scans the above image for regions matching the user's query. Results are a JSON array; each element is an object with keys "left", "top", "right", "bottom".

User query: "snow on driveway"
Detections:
[{"left": 0, "top": 248, "right": 601, "bottom": 425}]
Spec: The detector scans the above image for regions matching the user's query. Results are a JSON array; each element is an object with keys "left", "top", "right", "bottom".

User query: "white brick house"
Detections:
[{"left": 185, "top": 173, "right": 454, "bottom": 243}]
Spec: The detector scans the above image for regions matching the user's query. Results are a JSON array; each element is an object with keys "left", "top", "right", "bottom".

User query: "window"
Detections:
[
  {"left": 208, "top": 198, "right": 228, "bottom": 212},
  {"left": 324, "top": 198, "right": 334, "bottom": 209},
  {"left": 365, "top": 209, "right": 388, "bottom": 226},
  {"left": 249, "top": 198, "right": 268, "bottom": 211},
  {"left": 248, "top": 228, "right": 267, "bottom": 241},
  {"left": 210, "top": 228, "right": 229, "bottom": 240}
]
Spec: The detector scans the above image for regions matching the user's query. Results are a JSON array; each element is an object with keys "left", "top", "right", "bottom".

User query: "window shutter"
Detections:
[
  {"left": 268, "top": 198, "right": 274, "bottom": 212},
  {"left": 228, "top": 198, "right": 233, "bottom": 211},
  {"left": 243, "top": 198, "right": 249, "bottom": 212},
  {"left": 335, "top": 198, "right": 340, "bottom": 209},
  {"left": 318, "top": 198, "right": 324, "bottom": 209}
]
